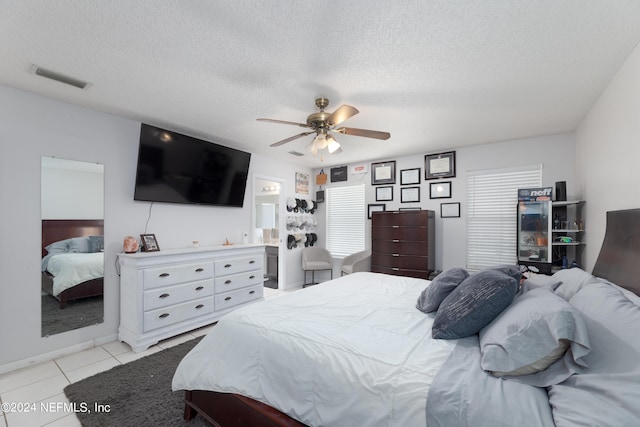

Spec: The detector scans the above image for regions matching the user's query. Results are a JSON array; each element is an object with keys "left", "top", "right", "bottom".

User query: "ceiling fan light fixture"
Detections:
[{"left": 327, "top": 137, "right": 341, "bottom": 154}]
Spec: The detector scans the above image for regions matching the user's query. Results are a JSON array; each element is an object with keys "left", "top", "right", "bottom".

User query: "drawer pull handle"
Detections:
[
  {"left": 224, "top": 264, "right": 232, "bottom": 268},
  {"left": 392, "top": 225, "right": 400, "bottom": 228},
  {"left": 225, "top": 279, "right": 232, "bottom": 284},
  {"left": 249, "top": 260, "right": 255, "bottom": 264},
  {"left": 393, "top": 253, "right": 400, "bottom": 257},
  {"left": 159, "top": 313, "right": 170, "bottom": 319},
  {"left": 392, "top": 267, "right": 400, "bottom": 271},
  {"left": 392, "top": 239, "right": 400, "bottom": 242},
  {"left": 195, "top": 304, "right": 204, "bottom": 309},
  {"left": 195, "top": 286, "right": 204, "bottom": 291},
  {"left": 249, "top": 275, "right": 255, "bottom": 279},
  {"left": 195, "top": 268, "right": 204, "bottom": 272},
  {"left": 249, "top": 290, "right": 255, "bottom": 294},
  {"left": 159, "top": 273, "right": 170, "bottom": 278},
  {"left": 159, "top": 293, "right": 170, "bottom": 299},
  {"left": 225, "top": 296, "right": 232, "bottom": 301}
]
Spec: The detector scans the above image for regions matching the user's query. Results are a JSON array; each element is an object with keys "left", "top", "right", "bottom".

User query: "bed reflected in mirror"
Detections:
[{"left": 41, "top": 157, "right": 104, "bottom": 337}]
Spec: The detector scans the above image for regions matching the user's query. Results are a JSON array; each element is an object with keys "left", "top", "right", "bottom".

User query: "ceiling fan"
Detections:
[{"left": 257, "top": 98, "right": 390, "bottom": 156}]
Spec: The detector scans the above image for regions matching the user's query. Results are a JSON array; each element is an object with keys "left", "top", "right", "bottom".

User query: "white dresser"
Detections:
[{"left": 118, "top": 244, "right": 265, "bottom": 352}]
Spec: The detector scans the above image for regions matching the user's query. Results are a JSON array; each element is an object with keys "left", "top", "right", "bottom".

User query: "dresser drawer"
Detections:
[
  {"left": 144, "top": 279, "right": 214, "bottom": 311},
  {"left": 372, "top": 211, "right": 430, "bottom": 227},
  {"left": 214, "top": 270, "right": 262, "bottom": 293},
  {"left": 372, "top": 240, "right": 429, "bottom": 256},
  {"left": 143, "top": 262, "right": 214, "bottom": 289},
  {"left": 144, "top": 296, "right": 214, "bottom": 332},
  {"left": 215, "top": 255, "right": 263, "bottom": 276},
  {"left": 371, "top": 226, "right": 429, "bottom": 241},
  {"left": 372, "top": 265, "right": 431, "bottom": 279},
  {"left": 215, "top": 284, "right": 262, "bottom": 311},
  {"left": 371, "top": 253, "right": 430, "bottom": 270}
]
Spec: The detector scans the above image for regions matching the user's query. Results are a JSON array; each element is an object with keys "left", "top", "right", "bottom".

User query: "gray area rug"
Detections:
[
  {"left": 64, "top": 336, "right": 211, "bottom": 427},
  {"left": 42, "top": 294, "right": 104, "bottom": 337}
]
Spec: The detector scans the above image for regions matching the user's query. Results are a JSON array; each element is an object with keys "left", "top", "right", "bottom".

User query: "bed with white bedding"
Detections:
[{"left": 172, "top": 208, "right": 640, "bottom": 427}]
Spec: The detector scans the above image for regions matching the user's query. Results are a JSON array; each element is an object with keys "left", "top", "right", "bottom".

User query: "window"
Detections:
[
  {"left": 326, "top": 184, "right": 365, "bottom": 257},
  {"left": 466, "top": 165, "right": 542, "bottom": 271}
]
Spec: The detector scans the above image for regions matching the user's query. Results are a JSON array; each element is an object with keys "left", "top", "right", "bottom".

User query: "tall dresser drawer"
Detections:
[
  {"left": 371, "top": 226, "right": 429, "bottom": 241},
  {"left": 215, "top": 284, "right": 262, "bottom": 311},
  {"left": 143, "top": 262, "right": 214, "bottom": 289},
  {"left": 214, "top": 270, "right": 262, "bottom": 293},
  {"left": 372, "top": 240, "right": 429, "bottom": 256},
  {"left": 372, "top": 266, "right": 431, "bottom": 279},
  {"left": 215, "top": 256, "right": 263, "bottom": 276},
  {"left": 144, "top": 296, "right": 214, "bottom": 332},
  {"left": 372, "top": 211, "right": 429, "bottom": 227},
  {"left": 371, "top": 253, "right": 429, "bottom": 270},
  {"left": 144, "top": 279, "right": 214, "bottom": 311}
]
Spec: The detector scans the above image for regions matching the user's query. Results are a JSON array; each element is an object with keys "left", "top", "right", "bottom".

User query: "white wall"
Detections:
[
  {"left": 0, "top": 84, "right": 310, "bottom": 369},
  {"left": 315, "top": 133, "right": 575, "bottom": 271},
  {"left": 575, "top": 42, "right": 640, "bottom": 271}
]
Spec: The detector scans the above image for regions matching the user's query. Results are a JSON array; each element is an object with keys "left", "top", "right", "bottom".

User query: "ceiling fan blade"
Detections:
[
  {"left": 269, "top": 131, "right": 315, "bottom": 147},
  {"left": 326, "top": 105, "right": 359, "bottom": 126},
  {"left": 257, "top": 118, "right": 310, "bottom": 128},
  {"left": 335, "top": 127, "right": 391, "bottom": 140}
]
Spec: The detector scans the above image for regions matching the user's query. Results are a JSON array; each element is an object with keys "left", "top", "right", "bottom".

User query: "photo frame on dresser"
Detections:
[{"left": 140, "top": 234, "right": 160, "bottom": 252}]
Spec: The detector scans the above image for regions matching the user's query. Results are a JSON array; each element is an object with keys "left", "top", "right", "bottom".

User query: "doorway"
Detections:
[{"left": 254, "top": 175, "right": 283, "bottom": 290}]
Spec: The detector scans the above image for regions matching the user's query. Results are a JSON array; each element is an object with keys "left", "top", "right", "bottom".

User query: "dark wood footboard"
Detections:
[{"left": 184, "top": 390, "right": 308, "bottom": 427}]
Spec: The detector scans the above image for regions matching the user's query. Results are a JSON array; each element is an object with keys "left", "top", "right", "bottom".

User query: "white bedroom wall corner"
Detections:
[{"left": 575, "top": 41, "right": 640, "bottom": 272}]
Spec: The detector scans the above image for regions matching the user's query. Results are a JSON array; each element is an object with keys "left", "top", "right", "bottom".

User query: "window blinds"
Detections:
[
  {"left": 466, "top": 165, "right": 542, "bottom": 271},
  {"left": 326, "top": 184, "right": 365, "bottom": 258}
]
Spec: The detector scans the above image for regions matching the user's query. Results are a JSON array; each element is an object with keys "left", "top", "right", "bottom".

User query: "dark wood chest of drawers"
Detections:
[{"left": 371, "top": 210, "right": 435, "bottom": 279}]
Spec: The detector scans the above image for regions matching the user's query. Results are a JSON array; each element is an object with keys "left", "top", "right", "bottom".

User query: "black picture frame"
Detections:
[
  {"left": 401, "top": 186, "right": 421, "bottom": 203},
  {"left": 440, "top": 202, "right": 461, "bottom": 218},
  {"left": 367, "top": 203, "right": 386, "bottom": 219},
  {"left": 371, "top": 161, "right": 396, "bottom": 185},
  {"left": 140, "top": 233, "right": 160, "bottom": 252},
  {"left": 425, "top": 151, "right": 456, "bottom": 180},
  {"left": 429, "top": 181, "right": 452, "bottom": 199},
  {"left": 375, "top": 186, "right": 394, "bottom": 201},
  {"left": 330, "top": 166, "right": 348, "bottom": 182},
  {"left": 400, "top": 168, "right": 421, "bottom": 185}
]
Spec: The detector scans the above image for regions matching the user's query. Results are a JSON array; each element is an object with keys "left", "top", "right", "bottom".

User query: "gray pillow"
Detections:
[
  {"left": 88, "top": 235, "right": 104, "bottom": 252},
  {"left": 416, "top": 268, "right": 469, "bottom": 313},
  {"left": 479, "top": 287, "right": 590, "bottom": 384},
  {"left": 67, "top": 236, "right": 91, "bottom": 253},
  {"left": 483, "top": 264, "right": 523, "bottom": 283},
  {"left": 45, "top": 238, "right": 72, "bottom": 255},
  {"left": 432, "top": 270, "right": 518, "bottom": 340}
]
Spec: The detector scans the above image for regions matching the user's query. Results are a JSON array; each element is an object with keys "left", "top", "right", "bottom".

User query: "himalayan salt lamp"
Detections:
[{"left": 123, "top": 236, "right": 139, "bottom": 253}]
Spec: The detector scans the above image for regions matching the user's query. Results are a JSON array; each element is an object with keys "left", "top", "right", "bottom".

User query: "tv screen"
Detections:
[{"left": 134, "top": 124, "right": 251, "bottom": 207}]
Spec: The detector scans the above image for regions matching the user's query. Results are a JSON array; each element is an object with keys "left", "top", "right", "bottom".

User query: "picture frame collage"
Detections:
[{"left": 368, "top": 151, "right": 460, "bottom": 218}]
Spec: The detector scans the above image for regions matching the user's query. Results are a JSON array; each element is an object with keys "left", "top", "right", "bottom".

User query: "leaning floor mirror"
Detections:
[{"left": 41, "top": 156, "right": 105, "bottom": 337}]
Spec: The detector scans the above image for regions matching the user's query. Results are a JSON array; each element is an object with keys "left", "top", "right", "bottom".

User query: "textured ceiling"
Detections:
[{"left": 2, "top": 1, "right": 640, "bottom": 167}]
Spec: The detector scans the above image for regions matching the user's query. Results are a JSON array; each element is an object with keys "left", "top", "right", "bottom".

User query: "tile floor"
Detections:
[{"left": 0, "top": 287, "right": 288, "bottom": 427}]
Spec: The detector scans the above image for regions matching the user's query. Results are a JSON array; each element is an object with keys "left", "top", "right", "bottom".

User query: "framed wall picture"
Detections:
[
  {"left": 295, "top": 172, "right": 309, "bottom": 194},
  {"left": 401, "top": 186, "right": 420, "bottom": 203},
  {"left": 440, "top": 202, "right": 461, "bottom": 218},
  {"left": 371, "top": 161, "right": 396, "bottom": 185},
  {"left": 140, "top": 233, "right": 160, "bottom": 252},
  {"left": 400, "top": 168, "right": 421, "bottom": 185},
  {"left": 429, "top": 181, "right": 452, "bottom": 199},
  {"left": 368, "top": 203, "right": 386, "bottom": 219},
  {"left": 375, "top": 186, "right": 394, "bottom": 201},
  {"left": 330, "top": 166, "right": 348, "bottom": 182},
  {"left": 425, "top": 151, "right": 456, "bottom": 180}
]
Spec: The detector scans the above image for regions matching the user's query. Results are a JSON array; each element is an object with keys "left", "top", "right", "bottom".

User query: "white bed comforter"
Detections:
[
  {"left": 46, "top": 252, "right": 104, "bottom": 296},
  {"left": 172, "top": 272, "right": 456, "bottom": 427}
]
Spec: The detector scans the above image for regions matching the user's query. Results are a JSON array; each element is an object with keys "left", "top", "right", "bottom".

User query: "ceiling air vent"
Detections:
[
  {"left": 30, "top": 65, "right": 91, "bottom": 90},
  {"left": 288, "top": 151, "right": 304, "bottom": 157}
]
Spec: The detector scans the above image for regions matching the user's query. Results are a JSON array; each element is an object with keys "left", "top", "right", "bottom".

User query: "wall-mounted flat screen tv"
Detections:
[{"left": 134, "top": 124, "right": 251, "bottom": 207}]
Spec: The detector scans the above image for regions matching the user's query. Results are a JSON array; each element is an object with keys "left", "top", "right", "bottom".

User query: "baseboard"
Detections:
[{"left": 0, "top": 333, "right": 118, "bottom": 375}]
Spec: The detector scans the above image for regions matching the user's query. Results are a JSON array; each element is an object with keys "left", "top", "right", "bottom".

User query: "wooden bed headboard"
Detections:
[
  {"left": 592, "top": 208, "right": 640, "bottom": 296},
  {"left": 41, "top": 219, "right": 104, "bottom": 257}
]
